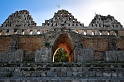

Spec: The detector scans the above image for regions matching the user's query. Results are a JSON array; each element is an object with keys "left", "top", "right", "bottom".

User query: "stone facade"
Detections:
[
  {"left": 1, "top": 10, "right": 36, "bottom": 27},
  {"left": 0, "top": 9, "right": 124, "bottom": 62},
  {"left": 89, "top": 14, "right": 122, "bottom": 28},
  {"left": 0, "top": 9, "right": 124, "bottom": 81},
  {"left": 0, "top": 49, "right": 24, "bottom": 62},
  {"left": 0, "top": 62, "right": 124, "bottom": 81}
]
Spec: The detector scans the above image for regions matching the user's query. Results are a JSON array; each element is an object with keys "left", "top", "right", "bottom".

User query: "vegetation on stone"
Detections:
[{"left": 45, "top": 42, "right": 50, "bottom": 47}]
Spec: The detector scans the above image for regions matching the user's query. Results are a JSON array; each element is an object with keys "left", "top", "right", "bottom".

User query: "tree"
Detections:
[{"left": 54, "top": 47, "right": 68, "bottom": 62}]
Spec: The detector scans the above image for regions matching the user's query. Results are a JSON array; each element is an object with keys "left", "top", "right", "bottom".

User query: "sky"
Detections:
[{"left": 0, "top": 0, "right": 124, "bottom": 26}]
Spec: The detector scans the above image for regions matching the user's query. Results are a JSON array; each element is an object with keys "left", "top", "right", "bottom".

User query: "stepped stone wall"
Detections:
[
  {"left": 1, "top": 9, "right": 124, "bottom": 81},
  {"left": 1, "top": 35, "right": 124, "bottom": 61},
  {"left": 89, "top": 14, "right": 122, "bottom": 28},
  {"left": 0, "top": 62, "right": 124, "bottom": 81},
  {"left": 0, "top": 49, "right": 24, "bottom": 62},
  {"left": 1, "top": 10, "right": 36, "bottom": 27},
  {"left": 42, "top": 10, "right": 84, "bottom": 27}
]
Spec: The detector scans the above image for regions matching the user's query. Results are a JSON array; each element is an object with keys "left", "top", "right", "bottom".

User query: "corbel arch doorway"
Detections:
[{"left": 52, "top": 34, "right": 74, "bottom": 62}]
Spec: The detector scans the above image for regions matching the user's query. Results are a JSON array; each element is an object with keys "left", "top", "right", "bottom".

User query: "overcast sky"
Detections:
[{"left": 0, "top": 0, "right": 124, "bottom": 26}]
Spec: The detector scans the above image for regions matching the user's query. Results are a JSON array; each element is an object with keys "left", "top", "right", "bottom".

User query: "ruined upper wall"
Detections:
[
  {"left": 1, "top": 9, "right": 123, "bottom": 29},
  {"left": 42, "top": 9, "right": 84, "bottom": 27},
  {"left": 0, "top": 10, "right": 124, "bottom": 36},
  {"left": 89, "top": 14, "right": 123, "bottom": 28},
  {"left": 1, "top": 10, "right": 36, "bottom": 27}
]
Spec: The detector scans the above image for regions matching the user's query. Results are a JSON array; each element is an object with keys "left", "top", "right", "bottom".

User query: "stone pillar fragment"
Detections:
[
  {"left": 35, "top": 47, "right": 52, "bottom": 62},
  {"left": 74, "top": 48, "right": 94, "bottom": 62},
  {"left": 94, "top": 30, "right": 100, "bottom": 35},
  {"left": 8, "top": 30, "right": 14, "bottom": 35},
  {"left": 2, "top": 30, "right": 7, "bottom": 35},
  {"left": 87, "top": 30, "right": 92, "bottom": 35}
]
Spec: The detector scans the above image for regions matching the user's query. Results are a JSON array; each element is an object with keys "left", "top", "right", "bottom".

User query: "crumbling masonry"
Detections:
[{"left": 0, "top": 10, "right": 124, "bottom": 82}]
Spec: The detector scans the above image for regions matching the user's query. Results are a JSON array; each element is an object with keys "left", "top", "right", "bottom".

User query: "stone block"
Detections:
[
  {"left": 24, "top": 29, "right": 29, "bottom": 35},
  {"left": 72, "top": 67, "right": 78, "bottom": 72},
  {"left": 80, "top": 80, "right": 88, "bottom": 82},
  {"left": 16, "top": 30, "right": 22, "bottom": 34},
  {"left": 47, "top": 72, "right": 57, "bottom": 77},
  {"left": 102, "top": 31, "right": 107, "bottom": 35},
  {"left": 103, "top": 72, "right": 111, "bottom": 77},
  {"left": 118, "top": 72, "right": 123, "bottom": 77},
  {"left": 118, "top": 31, "right": 123, "bottom": 36},
  {"left": 0, "top": 49, "right": 24, "bottom": 62},
  {"left": 41, "top": 72, "right": 46, "bottom": 77},
  {"left": 35, "top": 47, "right": 51, "bottom": 62},
  {"left": 112, "top": 72, "right": 117, "bottom": 77},
  {"left": 67, "top": 72, "right": 73, "bottom": 77},
  {"left": 87, "top": 30, "right": 92, "bottom": 35},
  {"left": 72, "top": 72, "right": 78, "bottom": 77},
  {"left": 57, "top": 72, "right": 66, "bottom": 77},
  {"left": 104, "top": 51, "right": 124, "bottom": 61},
  {"left": 61, "top": 67, "right": 66, "bottom": 72},
  {"left": 110, "top": 31, "right": 115, "bottom": 35},
  {"left": 72, "top": 80, "right": 80, "bottom": 82},
  {"left": 96, "top": 72, "right": 103, "bottom": 77},
  {"left": 32, "top": 30, "right": 37, "bottom": 35},
  {"left": 75, "top": 48, "right": 94, "bottom": 62},
  {"left": 2, "top": 30, "right": 7, "bottom": 35},
  {"left": 77, "top": 67, "right": 83, "bottom": 72},
  {"left": 8, "top": 30, "right": 14, "bottom": 35},
  {"left": 95, "top": 30, "right": 100, "bottom": 35},
  {"left": 64, "top": 80, "right": 71, "bottom": 82}
]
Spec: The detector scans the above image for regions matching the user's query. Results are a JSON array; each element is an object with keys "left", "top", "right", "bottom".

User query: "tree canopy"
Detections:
[{"left": 54, "top": 47, "right": 68, "bottom": 62}]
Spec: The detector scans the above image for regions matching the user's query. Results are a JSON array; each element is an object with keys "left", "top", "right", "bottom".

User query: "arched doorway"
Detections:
[
  {"left": 52, "top": 34, "right": 74, "bottom": 62},
  {"left": 53, "top": 47, "right": 68, "bottom": 62}
]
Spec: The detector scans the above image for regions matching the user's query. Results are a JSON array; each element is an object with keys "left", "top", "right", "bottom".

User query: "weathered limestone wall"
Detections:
[
  {"left": 104, "top": 51, "right": 124, "bottom": 61},
  {"left": 1, "top": 34, "right": 124, "bottom": 62},
  {"left": 0, "top": 35, "right": 43, "bottom": 61},
  {"left": 18, "top": 36, "right": 43, "bottom": 51},
  {"left": 83, "top": 37, "right": 109, "bottom": 51},
  {"left": 1, "top": 35, "right": 124, "bottom": 61},
  {"left": 35, "top": 47, "right": 51, "bottom": 62},
  {"left": 82, "top": 36, "right": 124, "bottom": 60},
  {"left": 35, "top": 48, "right": 94, "bottom": 63},
  {"left": 0, "top": 49, "right": 24, "bottom": 62},
  {"left": 0, "top": 36, "right": 12, "bottom": 52},
  {"left": 117, "top": 38, "right": 124, "bottom": 50},
  {"left": 18, "top": 36, "right": 43, "bottom": 60},
  {"left": 82, "top": 37, "right": 109, "bottom": 60},
  {"left": 74, "top": 48, "right": 94, "bottom": 62}
]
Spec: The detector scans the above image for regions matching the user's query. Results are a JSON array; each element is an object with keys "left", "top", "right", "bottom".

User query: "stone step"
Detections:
[{"left": 0, "top": 77, "right": 124, "bottom": 82}]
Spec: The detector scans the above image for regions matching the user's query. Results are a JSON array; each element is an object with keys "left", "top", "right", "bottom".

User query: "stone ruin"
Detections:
[
  {"left": 42, "top": 10, "right": 84, "bottom": 27},
  {"left": 1, "top": 10, "right": 36, "bottom": 27},
  {"left": 89, "top": 14, "right": 123, "bottom": 28},
  {"left": 0, "top": 9, "right": 124, "bottom": 81}
]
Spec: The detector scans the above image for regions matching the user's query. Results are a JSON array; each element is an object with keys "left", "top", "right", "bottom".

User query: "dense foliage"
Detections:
[{"left": 54, "top": 48, "right": 68, "bottom": 62}]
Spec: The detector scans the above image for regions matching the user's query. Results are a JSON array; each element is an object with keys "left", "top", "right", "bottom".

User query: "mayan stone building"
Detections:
[{"left": 0, "top": 10, "right": 124, "bottom": 82}]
